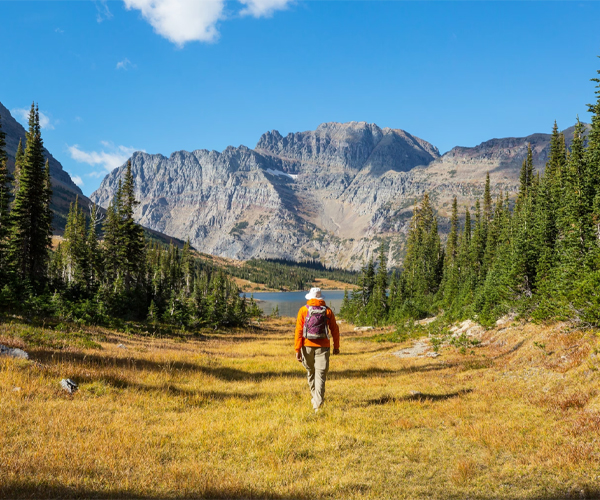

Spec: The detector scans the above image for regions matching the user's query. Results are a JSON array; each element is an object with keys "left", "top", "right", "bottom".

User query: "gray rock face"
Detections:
[
  {"left": 90, "top": 121, "right": 581, "bottom": 269},
  {"left": 255, "top": 121, "right": 439, "bottom": 175}
]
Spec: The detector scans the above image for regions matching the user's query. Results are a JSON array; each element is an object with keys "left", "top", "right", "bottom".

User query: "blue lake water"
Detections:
[{"left": 243, "top": 290, "right": 347, "bottom": 318}]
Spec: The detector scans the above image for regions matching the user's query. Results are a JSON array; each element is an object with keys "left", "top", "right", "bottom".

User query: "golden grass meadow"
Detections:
[{"left": 1, "top": 317, "right": 600, "bottom": 499}]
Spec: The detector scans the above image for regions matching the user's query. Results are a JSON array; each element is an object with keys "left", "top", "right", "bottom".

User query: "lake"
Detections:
[{"left": 243, "top": 290, "right": 347, "bottom": 318}]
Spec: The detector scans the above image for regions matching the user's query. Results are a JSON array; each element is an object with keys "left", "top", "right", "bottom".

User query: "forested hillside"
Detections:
[
  {"left": 342, "top": 69, "right": 600, "bottom": 328},
  {"left": 0, "top": 106, "right": 251, "bottom": 328}
]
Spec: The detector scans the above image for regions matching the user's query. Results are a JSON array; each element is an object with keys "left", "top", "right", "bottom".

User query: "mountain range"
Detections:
[
  {"left": 91, "top": 121, "right": 586, "bottom": 269},
  {"left": 0, "top": 99, "right": 583, "bottom": 269}
]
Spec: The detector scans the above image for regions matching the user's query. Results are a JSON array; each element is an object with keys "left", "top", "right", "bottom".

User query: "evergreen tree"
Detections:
[
  {"left": 368, "top": 243, "right": 389, "bottom": 323},
  {"left": 401, "top": 193, "right": 443, "bottom": 317},
  {"left": 483, "top": 173, "right": 492, "bottom": 223},
  {"left": 13, "top": 139, "right": 23, "bottom": 193},
  {"left": 102, "top": 182, "right": 123, "bottom": 288},
  {"left": 61, "top": 197, "right": 88, "bottom": 290},
  {"left": 8, "top": 104, "right": 53, "bottom": 291},
  {"left": 86, "top": 203, "right": 102, "bottom": 292},
  {"left": 518, "top": 144, "right": 535, "bottom": 204},
  {"left": 0, "top": 114, "right": 12, "bottom": 285},
  {"left": 120, "top": 160, "right": 145, "bottom": 292}
]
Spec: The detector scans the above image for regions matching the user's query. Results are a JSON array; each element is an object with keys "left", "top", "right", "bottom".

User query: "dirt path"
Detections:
[{"left": 393, "top": 339, "right": 439, "bottom": 358}]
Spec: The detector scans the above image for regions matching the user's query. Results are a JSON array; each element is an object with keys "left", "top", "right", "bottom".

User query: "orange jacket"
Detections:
[{"left": 295, "top": 299, "right": 340, "bottom": 352}]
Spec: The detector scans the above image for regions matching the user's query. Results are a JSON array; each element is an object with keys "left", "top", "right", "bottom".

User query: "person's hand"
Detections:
[
  {"left": 333, "top": 348, "right": 340, "bottom": 355},
  {"left": 296, "top": 351, "right": 302, "bottom": 362}
]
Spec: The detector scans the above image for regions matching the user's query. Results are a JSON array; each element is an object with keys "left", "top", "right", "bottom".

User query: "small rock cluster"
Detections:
[{"left": 449, "top": 319, "right": 484, "bottom": 338}]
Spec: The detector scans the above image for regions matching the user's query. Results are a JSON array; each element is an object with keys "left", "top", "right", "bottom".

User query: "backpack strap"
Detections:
[
  {"left": 302, "top": 306, "right": 314, "bottom": 339},
  {"left": 325, "top": 307, "right": 331, "bottom": 339}
]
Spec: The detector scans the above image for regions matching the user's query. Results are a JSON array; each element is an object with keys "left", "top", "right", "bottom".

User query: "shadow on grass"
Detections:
[
  {"left": 367, "top": 388, "right": 473, "bottom": 405},
  {"left": 0, "top": 484, "right": 313, "bottom": 499},
  {"left": 78, "top": 373, "right": 261, "bottom": 400},
  {"left": 3, "top": 483, "right": 599, "bottom": 500},
  {"left": 492, "top": 339, "right": 526, "bottom": 359},
  {"left": 31, "top": 349, "right": 409, "bottom": 381}
]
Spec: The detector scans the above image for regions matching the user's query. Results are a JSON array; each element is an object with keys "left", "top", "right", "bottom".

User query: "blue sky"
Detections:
[{"left": 2, "top": 1, "right": 600, "bottom": 196}]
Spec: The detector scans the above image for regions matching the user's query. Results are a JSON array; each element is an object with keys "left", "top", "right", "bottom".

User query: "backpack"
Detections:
[{"left": 302, "top": 306, "right": 331, "bottom": 340}]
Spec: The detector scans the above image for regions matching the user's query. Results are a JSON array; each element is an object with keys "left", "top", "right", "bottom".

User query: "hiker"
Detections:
[{"left": 295, "top": 287, "right": 340, "bottom": 413}]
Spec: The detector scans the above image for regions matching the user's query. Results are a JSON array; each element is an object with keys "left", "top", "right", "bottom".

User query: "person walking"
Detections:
[{"left": 295, "top": 287, "right": 340, "bottom": 413}]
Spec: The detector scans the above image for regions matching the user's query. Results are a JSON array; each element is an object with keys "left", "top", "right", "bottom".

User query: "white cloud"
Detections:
[
  {"left": 67, "top": 142, "right": 142, "bottom": 173},
  {"left": 122, "top": 0, "right": 295, "bottom": 46},
  {"left": 12, "top": 108, "right": 55, "bottom": 130},
  {"left": 239, "top": 0, "right": 292, "bottom": 18},
  {"left": 68, "top": 173, "right": 84, "bottom": 187},
  {"left": 55, "top": 28, "right": 64, "bottom": 34},
  {"left": 123, "top": 0, "right": 225, "bottom": 45},
  {"left": 116, "top": 58, "right": 136, "bottom": 70},
  {"left": 95, "top": 0, "right": 113, "bottom": 22}
]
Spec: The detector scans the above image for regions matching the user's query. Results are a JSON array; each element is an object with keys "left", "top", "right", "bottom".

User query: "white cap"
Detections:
[{"left": 305, "top": 287, "right": 323, "bottom": 300}]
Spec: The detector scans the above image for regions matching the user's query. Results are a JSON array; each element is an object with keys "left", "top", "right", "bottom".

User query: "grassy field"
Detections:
[{"left": 1, "top": 316, "right": 600, "bottom": 499}]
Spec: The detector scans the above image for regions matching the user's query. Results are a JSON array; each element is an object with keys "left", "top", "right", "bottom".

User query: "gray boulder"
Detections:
[
  {"left": 0, "top": 344, "right": 29, "bottom": 360},
  {"left": 60, "top": 379, "right": 78, "bottom": 394}
]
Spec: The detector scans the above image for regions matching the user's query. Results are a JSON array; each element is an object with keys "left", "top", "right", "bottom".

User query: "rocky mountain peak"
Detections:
[{"left": 255, "top": 121, "right": 440, "bottom": 174}]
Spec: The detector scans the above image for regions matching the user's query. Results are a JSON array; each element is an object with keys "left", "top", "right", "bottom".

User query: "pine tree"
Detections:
[
  {"left": 471, "top": 198, "right": 486, "bottom": 279},
  {"left": 102, "top": 182, "right": 123, "bottom": 288},
  {"left": 483, "top": 173, "right": 492, "bottom": 223},
  {"left": 8, "top": 104, "right": 53, "bottom": 291},
  {"left": 518, "top": 144, "right": 535, "bottom": 204},
  {"left": 13, "top": 139, "right": 23, "bottom": 193},
  {"left": 61, "top": 197, "right": 88, "bottom": 289},
  {"left": 586, "top": 67, "right": 600, "bottom": 207},
  {"left": 368, "top": 243, "right": 389, "bottom": 323},
  {"left": 120, "top": 160, "right": 145, "bottom": 292},
  {"left": 0, "top": 114, "right": 12, "bottom": 286},
  {"left": 86, "top": 203, "right": 102, "bottom": 292},
  {"left": 446, "top": 197, "right": 459, "bottom": 263},
  {"left": 586, "top": 67, "right": 600, "bottom": 257},
  {"left": 401, "top": 193, "right": 442, "bottom": 317}
]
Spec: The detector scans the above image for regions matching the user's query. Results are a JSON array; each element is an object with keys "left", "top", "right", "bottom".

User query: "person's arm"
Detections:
[
  {"left": 294, "top": 307, "right": 306, "bottom": 361},
  {"left": 328, "top": 308, "right": 340, "bottom": 354}
]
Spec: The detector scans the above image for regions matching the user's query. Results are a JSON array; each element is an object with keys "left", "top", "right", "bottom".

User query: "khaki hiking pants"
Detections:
[{"left": 301, "top": 346, "right": 330, "bottom": 410}]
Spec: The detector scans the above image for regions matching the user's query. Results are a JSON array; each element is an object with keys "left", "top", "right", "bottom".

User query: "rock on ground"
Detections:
[
  {"left": 449, "top": 320, "right": 484, "bottom": 338},
  {"left": 60, "top": 379, "right": 78, "bottom": 394},
  {"left": 0, "top": 344, "right": 29, "bottom": 359}
]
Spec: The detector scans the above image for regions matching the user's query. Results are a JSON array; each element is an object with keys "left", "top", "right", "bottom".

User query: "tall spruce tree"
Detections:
[
  {"left": 518, "top": 144, "right": 535, "bottom": 205},
  {"left": 586, "top": 67, "right": 600, "bottom": 256},
  {"left": 368, "top": 243, "right": 389, "bottom": 324},
  {"left": 120, "top": 160, "right": 145, "bottom": 292},
  {"left": 61, "top": 197, "right": 88, "bottom": 289},
  {"left": 8, "top": 104, "right": 53, "bottom": 291}
]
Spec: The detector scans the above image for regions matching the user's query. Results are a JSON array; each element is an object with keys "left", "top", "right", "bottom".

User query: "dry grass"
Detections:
[{"left": 1, "top": 318, "right": 600, "bottom": 499}]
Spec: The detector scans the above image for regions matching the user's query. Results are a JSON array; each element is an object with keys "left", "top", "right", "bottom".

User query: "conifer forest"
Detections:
[
  {"left": 341, "top": 69, "right": 600, "bottom": 329},
  {"left": 0, "top": 105, "right": 250, "bottom": 329},
  {"left": 3, "top": 68, "right": 600, "bottom": 332}
]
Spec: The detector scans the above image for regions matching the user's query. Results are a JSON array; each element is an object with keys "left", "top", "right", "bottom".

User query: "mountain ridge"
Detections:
[{"left": 91, "top": 121, "right": 586, "bottom": 269}]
